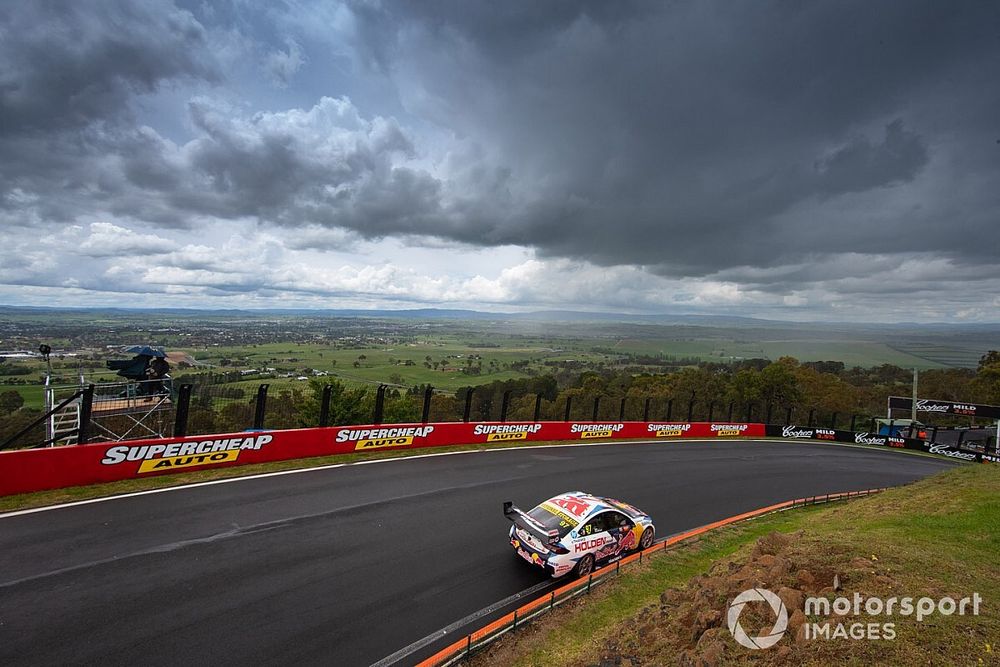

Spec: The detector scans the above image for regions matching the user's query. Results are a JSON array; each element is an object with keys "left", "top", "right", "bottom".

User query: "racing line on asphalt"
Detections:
[{"left": 0, "top": 439, "right": 957, "bottom": 666}]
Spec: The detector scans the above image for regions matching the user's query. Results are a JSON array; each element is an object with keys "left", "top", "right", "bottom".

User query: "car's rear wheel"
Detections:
[
  {"left": 639, "top": 526, "right": 655, "bottom": 550},
  {"left": 575, "top": 553, "right": 595, "bottom": 578}
]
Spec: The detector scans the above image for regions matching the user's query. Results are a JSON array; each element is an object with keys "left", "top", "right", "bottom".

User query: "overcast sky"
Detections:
[{"left": 1, "top": 1, "right": 998, "bottom": 322}]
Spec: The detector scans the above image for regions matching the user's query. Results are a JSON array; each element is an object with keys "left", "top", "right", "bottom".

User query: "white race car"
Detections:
[{"left": 503, "top": 491, "right": 656, "bottom": 578}]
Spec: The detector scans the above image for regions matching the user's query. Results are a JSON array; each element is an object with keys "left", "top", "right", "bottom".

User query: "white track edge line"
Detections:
[
  {"left": 0, "top": 437, "right": 948, "bottom": 519},
  {"left": 0, "top": 439, "right": 682, "bottom": 518}
]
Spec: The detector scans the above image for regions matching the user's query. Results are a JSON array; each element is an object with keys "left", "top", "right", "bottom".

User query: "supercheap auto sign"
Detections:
[
  {"left": 1, "top": 420, "right": 766, "bottom": 497},
  {"left": 102, "top": 434, "right": 274, "bottom": 473},
  {"left": 336, "top": 425, "right": 435, "bottom": 450},
  {"left": 474, "top": 423, "right": 543, "bottom": 442}
]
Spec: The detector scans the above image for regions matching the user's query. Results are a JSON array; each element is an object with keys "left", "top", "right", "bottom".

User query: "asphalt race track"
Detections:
[{"left": 0, "top": 440, "right": 956, "bottom": 666}]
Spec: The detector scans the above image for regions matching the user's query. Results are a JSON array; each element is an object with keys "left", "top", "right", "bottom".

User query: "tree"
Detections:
[
  {"left": 0, "top": 390, "right": 24, "bottom": 414},
  {"left": 298, "top": 379, "right": 374, "bottom": 426}
]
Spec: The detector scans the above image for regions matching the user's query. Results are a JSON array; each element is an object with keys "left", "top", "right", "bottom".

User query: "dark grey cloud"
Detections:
[
  {"left": 0, "top": 0, "right": 219, "bottom": 224},
  {"left": 2, "top": 0, "right": 999, "bottom": 315},
  {"left": 335, "top": 0, "right": 1000, "bottom": 278},
  {"left": 0, "top": 1, "right": 217, "bottom": 135}
]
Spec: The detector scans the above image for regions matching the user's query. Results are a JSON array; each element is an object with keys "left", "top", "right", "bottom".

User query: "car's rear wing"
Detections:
[{"left": 503, "top": 501, "right": 560, "bottom": 543}]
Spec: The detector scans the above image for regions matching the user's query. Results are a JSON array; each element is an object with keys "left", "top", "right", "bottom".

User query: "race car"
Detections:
[{"left": 503, "top": 491, "right": 655, "bottom": 578}]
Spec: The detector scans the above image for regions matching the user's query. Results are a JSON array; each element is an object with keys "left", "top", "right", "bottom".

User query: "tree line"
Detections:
[{"left": 2, "top": 353, "right": 999, "bottom": 448}]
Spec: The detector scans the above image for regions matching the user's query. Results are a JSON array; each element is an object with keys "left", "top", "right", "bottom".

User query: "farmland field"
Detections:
[{"left": 1, "top": 309, "right": 997, "bottom": 412}]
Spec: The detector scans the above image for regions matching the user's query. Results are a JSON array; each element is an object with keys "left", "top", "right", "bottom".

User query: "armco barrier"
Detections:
[
  {"left": 0, "top": 421, "right": 764, "bottom": 496},
  {"left": 408, "top": 488, "right": 887, "bottom": 667}
]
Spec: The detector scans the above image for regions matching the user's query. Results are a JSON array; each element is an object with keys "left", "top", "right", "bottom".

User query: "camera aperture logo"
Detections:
[
  {"left": 727, "top": 588, "right": 788, "bottom": 649},
  {"left": 727, "top": 588, "right": 983, "bottom": 648}
]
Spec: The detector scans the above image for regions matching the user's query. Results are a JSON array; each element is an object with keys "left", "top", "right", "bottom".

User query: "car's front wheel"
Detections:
[
  {"left": 575, "top": 553, "right": 595, "bottom": 578},
  {"left": 639, "top": 526, "right": 655, "bottom": 550}
]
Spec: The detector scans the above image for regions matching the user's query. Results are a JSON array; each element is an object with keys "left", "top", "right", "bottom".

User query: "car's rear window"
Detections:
[{"left": 528, "top": 503, "right": 578, "bottom": 537}]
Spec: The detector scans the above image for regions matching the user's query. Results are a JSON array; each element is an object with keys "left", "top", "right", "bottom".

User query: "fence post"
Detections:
[
  {"left": 253, "top": 384, "right": 269, "bottom": 430},
  {"left": 77, "top": 384, "right": 94, "bottom": 444},
  {"left": 666, "top": 399, "right": 673, "bottom": 421},
  {"left": 930, "top": 425, "right": 938, "bottom": 443},
  {"left": 807, "top": 408, "right": 815, "bottom": 427},
  {"left": 830, "top": 412, "right": 839, "bottom": 429},
  {"left": 619, "top": 397, "right": 627, "bottom": 421},
  {"left": 686, "top": 393, "right": 695, "bottom": 422},
  {"left": 318, "top": 384, "right": 332, "bottom": 427},
  {"left": 564, "top": 396, "right": 573, "bottom": 421},
  {"left": 373, "top": 384, "right": 386, "bottom": 424},
  {"left": 765, "top": 403, "right": 773, "bottom": 425},
  {"left": 727, "top": 401, "right": 734, "bottom": 421},
  {"left": 746, "top": 402, "right": 754, "bottom": 422},
  {"left": 500, "top": 390, "right": 512, "bottom": 423},
  {"left": 869, "top": 417, "right": 877, "bottom": 433},
  {"left": 534, "top": 393, "right": 543, "bottom": 421},
  {"left": 785, "top": 406, "right": 793, "bottom": 425},
  {"left": 643, "top": 397, "right": 651, "bottom": 422},
  {"left": 422, "top": 386, "right": 433, "bottom": 424},
  {"left": 174, "top": 384, "right": 192, "bottom": 437},
  {"left": 850, "top": 414, "right": 858, "bottom": 432},
  {"left": 707, "top": 401, "right": 715, "bottom": 421},
  {"left": 956, "top": 430, "right": 966, "bottom": 449},
  {"left": 592, "top": 396, "right": 601, "bottom": 421},
  {"left": 463, "top": 388, "right": 474, "bottom": 423}
]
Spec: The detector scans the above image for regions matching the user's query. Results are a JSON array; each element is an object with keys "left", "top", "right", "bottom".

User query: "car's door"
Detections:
[
  {"left": 604, "top": 510, "right": 637, "bottom": 554},
  {"left": 574, "top": 512, "right": 614, "bottom": 561}
]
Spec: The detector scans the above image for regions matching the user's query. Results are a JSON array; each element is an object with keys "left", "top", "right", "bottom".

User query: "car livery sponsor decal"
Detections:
[
  {"left": 594, "top": 528, "right": 638, "bottom": 560},
  {"left": 550, "top": 494, "right": 593, "bottom": 517},
  {"left": 648, "top": 423, "right": 691, "bottom": 437},
  {"left": 571, "top": 423, "right": 624, "bottom": 439},
  {"left": 574, "top": 536, "right": 608, "bottom": 553},
  {"left": 336, "top": 425, "right": 435, "bottom": 450},
  {"left": 473, "top": 423, "right": 543, "bottom": 441},
  {"left": 539, "top": 502, "right": 581, "bottom": 527},
  {"left": 101, "top": 434, "right": 274, "bottom": 474},
  {"left": 712, "top": 423, "right": 749, "bottom": 437}
]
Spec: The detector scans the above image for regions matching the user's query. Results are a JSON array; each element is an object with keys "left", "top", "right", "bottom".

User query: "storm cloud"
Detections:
[{"left": 1, "top": 1, "right": 998, "bottom": 319}]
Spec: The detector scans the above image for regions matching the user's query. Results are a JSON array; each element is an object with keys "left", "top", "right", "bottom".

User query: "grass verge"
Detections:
[{"left": 471, "top": 464, "right": 1000, "bottom": 666}]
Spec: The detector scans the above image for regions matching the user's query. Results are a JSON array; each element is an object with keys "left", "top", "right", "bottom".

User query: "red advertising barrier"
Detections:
[{"left": 0, "top": 420, "right": 764, "bottom": 497}]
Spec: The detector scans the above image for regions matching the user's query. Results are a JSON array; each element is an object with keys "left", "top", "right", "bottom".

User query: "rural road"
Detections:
[{"left": 0, "top": 440, "right": 955, "bottom": 666}]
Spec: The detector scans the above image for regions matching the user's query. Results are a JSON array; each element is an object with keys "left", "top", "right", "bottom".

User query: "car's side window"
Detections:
[
  {"left": 608, "top": 511, "right": 631, "bottom": 530},
  {"left": 580, "top": 514, "right": 607, "bottom": 536}
]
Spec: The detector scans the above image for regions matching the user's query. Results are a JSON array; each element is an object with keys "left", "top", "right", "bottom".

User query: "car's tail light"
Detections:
[{"left": 548, "top": 541, "right": 569, "bottom": 554}]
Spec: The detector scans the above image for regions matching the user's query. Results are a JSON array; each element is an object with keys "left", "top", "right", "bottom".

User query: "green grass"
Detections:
[
  {"left": 509, "top": 507, "right": 830, "bottom": 666},
  {"left": 479, "top": 464, "right": 1000, "bottom": 666},
  {"left": 0, "top": 383, "right": 45, "bottom": 409},
  {"left": 606, "top": 338, "right": 946, "bottom": 368}
]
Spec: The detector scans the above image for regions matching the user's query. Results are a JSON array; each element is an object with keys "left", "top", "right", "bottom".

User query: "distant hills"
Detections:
[{"left": 1, "top": 304, "right": 998, "bottom": 332}]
